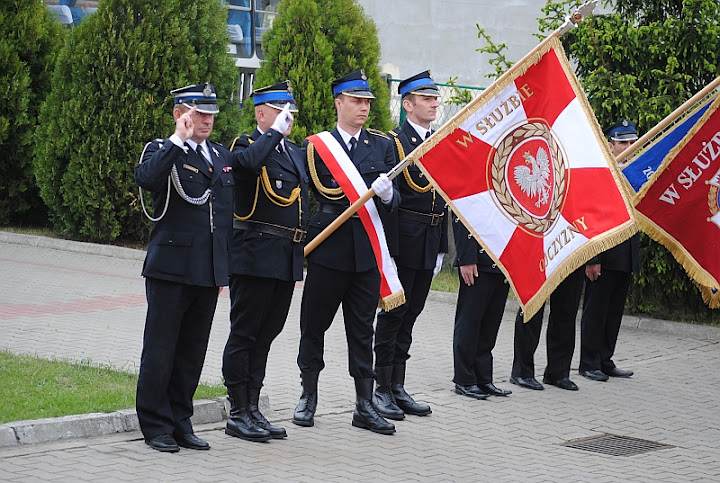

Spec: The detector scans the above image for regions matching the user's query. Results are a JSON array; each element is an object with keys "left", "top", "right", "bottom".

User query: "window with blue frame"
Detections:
[{"left": 45, "top": 1, "right": 98, "bottom": 26}]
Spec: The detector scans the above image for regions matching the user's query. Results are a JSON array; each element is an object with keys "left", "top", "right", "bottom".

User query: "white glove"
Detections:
[
  {"left": 371, "top": 173, "right": 394, "bottom": 204},
  {"left": 433, "top": 253, "right": 445, "bottom": 277},
  {"left": 270, "top": 103, "right": 293, "bottom": 135}
]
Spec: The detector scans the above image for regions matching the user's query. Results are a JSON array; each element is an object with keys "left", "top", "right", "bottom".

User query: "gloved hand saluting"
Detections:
[
  {"left": 271, "top": 103, "right": 294, "bottom": 136},
  {"left": 371, "top": 173, "right": 394, "bottom": 204}
]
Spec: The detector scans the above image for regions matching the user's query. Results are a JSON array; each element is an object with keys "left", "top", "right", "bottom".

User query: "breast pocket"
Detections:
[
  {"left": 265, "top": 166, "right": 299, "bottom": 197},
  {"left": 358, "top": 162, "right": 383, "bottom": 187},
  {"left": 177, "top": 166, "right": 210, "bottom": 197}
]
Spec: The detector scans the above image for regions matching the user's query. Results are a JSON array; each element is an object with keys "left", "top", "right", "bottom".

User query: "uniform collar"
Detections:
[
  {"left": 336, "top": 124, "right": 361, "bottom": 149},
  {"left": 406, "top": 118, "right": 431, "bottom": 141}
]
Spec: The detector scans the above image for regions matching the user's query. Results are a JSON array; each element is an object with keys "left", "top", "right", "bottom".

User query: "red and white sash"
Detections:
[{"left": 308, "top": 131, "right": 405, "bottom": 311}]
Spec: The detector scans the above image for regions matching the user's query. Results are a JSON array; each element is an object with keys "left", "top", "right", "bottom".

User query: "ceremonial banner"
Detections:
[
  {"left": 622, "top": 99, "right": 714, "bottom": 193},
  {"left": 411, "top": 37, "right": 635, "bottom": 319},
  {"left": 306, "top": 131, "right": 405, "bottom": 310},
  {"left": 633, "top": 94, "right": 720, "bottom": 306}
]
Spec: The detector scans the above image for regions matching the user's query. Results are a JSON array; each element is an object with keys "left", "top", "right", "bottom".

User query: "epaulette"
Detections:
[
  {"left": 388, "top": 130, "right": 399, "bottom": 138},
  {"left": 229, "top": 134, "right": 253, "bottom": 151},
  {"left": 367, "top": 128, "right": 390, "bottom": 140},
  {"left": 209, "top": 140, "right": 225, "bottom": 148}
]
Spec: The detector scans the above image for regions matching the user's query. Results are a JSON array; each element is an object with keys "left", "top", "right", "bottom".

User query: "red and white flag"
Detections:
[
  {"left": 413, "top": 38, "right": 636, "bottom": 319},
  {"left": 307, "top": 131, "right": 405, "bottom": 310},
  {"left": 633, "top": 93, "right": 720, "bottom": 306}
]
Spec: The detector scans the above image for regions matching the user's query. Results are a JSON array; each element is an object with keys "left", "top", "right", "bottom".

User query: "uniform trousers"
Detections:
[
  {"left": 453, "top": 271, "right": 509, "bottom": 386},
  {"left": 511, "top": 268, "right": 584, "bottom": 380},
  {"left": 136, "top": 278, "right": 217, "bottom": 439},
  {"left": 580, "top": 270, "right": 631, "bottom": 372},
  {"left": 297, "top": 263, "right": 380, "bottom": 379},
  {"left": 374, "top": 265, "right": 434, "bottom": 367},
  {"left": 223, "top": 274, "right": 294, "bottom": 388}
]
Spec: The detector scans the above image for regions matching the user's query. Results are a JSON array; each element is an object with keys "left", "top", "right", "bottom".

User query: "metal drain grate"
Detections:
[{"left": 562, "top": 434, "right": 674, "bottom": 456}]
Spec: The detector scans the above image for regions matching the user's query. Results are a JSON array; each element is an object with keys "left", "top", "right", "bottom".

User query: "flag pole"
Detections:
[
  {"left": 304, "top": 0, "right": 599, "bottom": 257},
  {"left": 615, "top": 75, "right": 720, "bottom": 166}
]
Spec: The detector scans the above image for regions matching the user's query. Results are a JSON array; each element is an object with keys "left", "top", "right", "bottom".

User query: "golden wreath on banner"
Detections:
[{"left": 491, "top": 121, "right": 568, "bottom": 234}]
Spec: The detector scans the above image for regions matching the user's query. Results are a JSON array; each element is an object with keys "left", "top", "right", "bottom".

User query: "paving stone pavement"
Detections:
[{"left": 1, "top": 241, "right": 720, "bottom": 481}]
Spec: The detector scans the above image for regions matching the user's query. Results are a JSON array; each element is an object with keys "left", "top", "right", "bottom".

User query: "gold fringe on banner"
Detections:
[
  {"left": 700, "top": 285, "right": 720, "bottom": 309},
  {"left": 635, "top": 211, "right": 720, "bottom": 297},
  {"left": 521, "top": 221, "right": 638, "bottom": 321},
  {"left": 379, "top": 290, "right": 406, "bottom": 311}
]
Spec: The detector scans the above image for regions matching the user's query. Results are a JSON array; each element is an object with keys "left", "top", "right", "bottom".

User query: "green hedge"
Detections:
[
  {"left": 0, "top": 0, "right": 63, "bottom": 226},
  {"left": 33, "top": 0, "right": 240, "bottom": 242}
]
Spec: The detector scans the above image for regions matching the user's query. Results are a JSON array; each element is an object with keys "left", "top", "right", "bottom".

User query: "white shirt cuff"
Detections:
[{"left": 169, "top": 134, "right": 187, "bottom": 151}]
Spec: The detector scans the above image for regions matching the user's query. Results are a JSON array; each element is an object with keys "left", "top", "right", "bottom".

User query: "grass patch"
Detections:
[
  {"left": 431, "top": 267, "right": 459, "bottom": 293},
  {"left": 0, "top": 351, "right": 227, "bottom": 424}
]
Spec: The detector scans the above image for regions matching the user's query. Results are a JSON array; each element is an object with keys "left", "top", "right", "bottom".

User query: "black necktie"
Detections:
[
  {"left": 277, "top": 142, "right": 287, "bottom": 157},
  {"left": 196, "top": 144, "right": 213, "bottom": 168},
  {"left": 349, "top": 137, "right": 357, "bottom": 158},
  {"left": 425, "top": 130, "right": 432, "bottom": 140}
]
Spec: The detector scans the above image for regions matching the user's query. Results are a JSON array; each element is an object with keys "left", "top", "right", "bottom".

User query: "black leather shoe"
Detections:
[
  {"left": 225, "top": 385, "right": 272, "bottom": 443},
  {"left": 391, "top": 363, "right": 431, "bottom": 416},
  {"left": 145, "top": 434, "right": 179, "bottom": 453},
  {"left": 605, "top": 367, "right": 634, "bottom": 378},
  {"left": 373, "top": 366, "right": 404, "bottom": 421},
  {"left": 392, "top": 385, "right": 432, "bottom": 416},
  {"left": 248, "top": 386, "right": 287, "bottom": 439},
  {"left": 353, "top": 378, "right": 395, "bottom": 435},
  {"left": 477, "top": 382, "right": 512, "bottom": 396},
  {"left": 292, "top": 372, "right": 318, "bottom": 427},
  {"left": 579, "top": 369, "right": 609, "bottom": 381},
  {"left": 174, "top": 432, "right": 210, "bottom": 450},
  {"left": 509, "top": 376, "right": 544, "bottom": 390},
  {"left": 454, "top": 384, "right": 490, "bottom": 400},
  {"left": 543, "top": 376, "right": 579, "bottom": 391}
]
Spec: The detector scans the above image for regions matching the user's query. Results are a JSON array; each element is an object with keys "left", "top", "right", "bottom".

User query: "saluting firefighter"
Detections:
[
  {"left": 452, "top": 218, "right": 512, "bottom": 399},
  {"left": 222, "top": 82, "right": 305, "bottom": 443},
  {"left": 293, "top": 69, "right": 401, "bottom": 435},
  {"left": 579, "top": 120, "right": 640, "bottom": 382},
  {"left": 135, "top": 83, "right": 288, "bottom": 453},
  {"left": 372, "top": 71, "right": 446, "bottom": 420}
]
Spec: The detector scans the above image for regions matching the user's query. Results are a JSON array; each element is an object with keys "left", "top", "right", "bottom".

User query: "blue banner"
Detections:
[{"left": 622, "top": 99, "right": 713, "bottom": 192}]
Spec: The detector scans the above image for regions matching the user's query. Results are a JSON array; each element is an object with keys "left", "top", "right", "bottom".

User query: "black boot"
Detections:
[
  {"left": 248, "top": 386, "right": 287, "bottom": 439},
  {"left": 225, "top": 385, "right": 271, "bottom": 442},
  {"left": 352, "top": 378, "right": 395, "bottom": 435},
  {"left": 392, "top": 363, "right": 432, "bottom": 416},
  {"left": 373, "top": 366, "right": 404, "bottom": 420},
  {"left": 292, "top": 372, "right": 318, "bottom": 427}
]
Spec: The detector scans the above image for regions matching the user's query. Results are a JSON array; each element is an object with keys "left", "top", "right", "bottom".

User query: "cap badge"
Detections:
[{"left": 203, "top": 84, "right": 212, "bottom": 97}]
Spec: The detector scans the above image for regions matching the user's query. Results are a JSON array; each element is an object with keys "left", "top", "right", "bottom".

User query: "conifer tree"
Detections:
[
  {"left": 0, "top": 0, "right": 63, "bottom": 225},
  {"left": 34, "top": 0, "right": 240, "bottom": 241},
  {"left": 238, "top": 0, "right": 391, "bottom": 141}
]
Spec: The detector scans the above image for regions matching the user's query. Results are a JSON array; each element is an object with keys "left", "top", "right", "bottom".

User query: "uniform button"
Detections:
[
  {"left": 479, "top": 248, "right": 484, "bottom": 253},
  {"left": 492, "top": 263, "right": 497, "bottom": 268}
]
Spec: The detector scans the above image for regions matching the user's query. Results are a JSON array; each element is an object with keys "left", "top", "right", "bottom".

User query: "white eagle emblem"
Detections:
[{"left": 513, "top": 147, "right": 551, "bottom": 208}]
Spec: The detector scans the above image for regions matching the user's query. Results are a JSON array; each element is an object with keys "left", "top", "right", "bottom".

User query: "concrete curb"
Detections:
[
  {"left": 0, "top": 396, "right": 269, "bottom": 448},
  {"left": 0, "top": 231, "right": 145, "bottom": 261}
]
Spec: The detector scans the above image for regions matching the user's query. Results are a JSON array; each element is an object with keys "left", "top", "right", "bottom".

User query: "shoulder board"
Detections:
[
  {"left": 209, "top": 140, "right": 225, "bottom": 148},
  {"left": 388, "top": 130, "right": 399, "bottom": 138},
  {"left": 367, "top": 128, "right": 390, "bottom": 140},
  {"left": 154, "top": 138, "right": 164, "bottom": 143},
  {"left": 229, "top": 135, "right": 253, "bottom": 151}
]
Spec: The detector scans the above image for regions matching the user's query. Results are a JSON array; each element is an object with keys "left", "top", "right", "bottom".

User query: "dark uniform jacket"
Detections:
[
  {"left": 135, "top": 131, "right": 283, "bottom": 287},
  {"left": 589, "top": 234, "right": 641, "bottom": 273},
  {"left": 452, "top": 215, "right": 502, "bottom": 274},
  {"left": 306, "top": 128, "right": 399, "bottom": 272},
  {"left": 230, "top": 129, "right": 309, "bottom": 282},
  {"left": 388, "top": 121, "right": 448, "bottom": 270}
]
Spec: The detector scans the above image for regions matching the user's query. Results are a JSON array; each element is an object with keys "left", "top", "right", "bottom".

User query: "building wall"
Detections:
[{"left": 356, "top": 0, "right": 547, "bottom": 87}]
